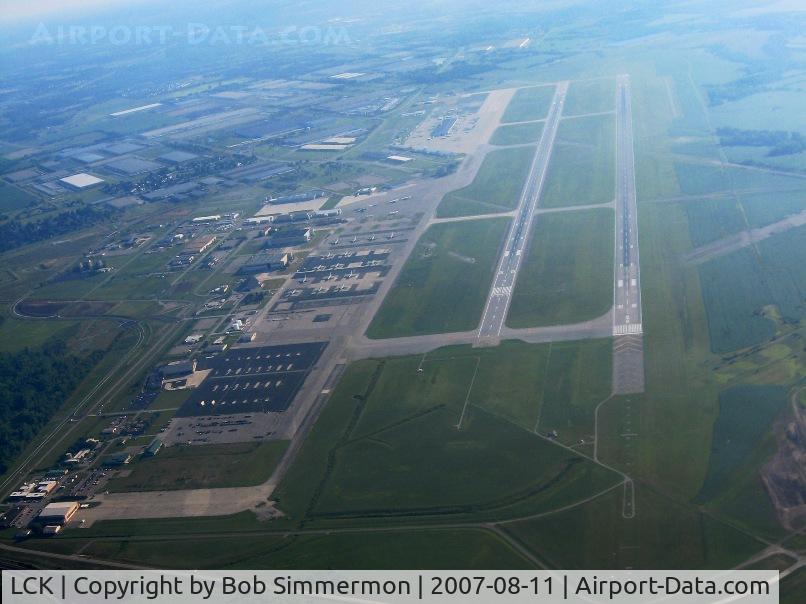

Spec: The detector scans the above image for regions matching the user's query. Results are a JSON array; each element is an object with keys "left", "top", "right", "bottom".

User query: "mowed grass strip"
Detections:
[
  {"left": 541, "top": 113, "right": 615, "bottom": 208},
  {"left": 490, "top": 121, "right": 544, "bottom": 146},
  {"left": 366, "top": 218, "right": 509, "bottom": 338},
  {"left": 507, "top": 208, "right": 614, "bottom": 327},
  {"left": 501, "top": 85, "right": 556, "bottom": 123},
  {"left": 437, "top": 146, "right": 534, "bottom": 218},
  {"left": 105, "top": 440, "right": 289, "bottom": 492}
]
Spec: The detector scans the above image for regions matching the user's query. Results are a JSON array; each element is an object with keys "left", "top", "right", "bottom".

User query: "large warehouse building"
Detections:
[{"left": 36, "top": 501, "right": 79, "bottom": 525}]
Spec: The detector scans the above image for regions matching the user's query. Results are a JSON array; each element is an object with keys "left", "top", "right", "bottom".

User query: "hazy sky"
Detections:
[{"left": 1, "top": 0, "right": 162, "bottom": 22}]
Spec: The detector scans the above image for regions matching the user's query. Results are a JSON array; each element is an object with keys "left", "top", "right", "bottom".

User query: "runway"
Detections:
[
  {"left": 476, "top": 80, "right": 569, "bottom": 342},
  {"left": 612, "top": 74, "right": 645, "bottom": 394}
]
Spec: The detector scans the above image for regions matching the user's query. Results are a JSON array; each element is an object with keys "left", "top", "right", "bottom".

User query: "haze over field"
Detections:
[{"left": 0, "top": 2, "right": 805, "bottom": 595}]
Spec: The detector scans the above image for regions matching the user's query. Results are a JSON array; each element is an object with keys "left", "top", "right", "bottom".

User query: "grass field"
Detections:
[
  {"left": 507, "top": 208, "right": 614, "bottom": 327},
  {"left": 683, "top": 197, "right": 747, "bottom": 248},
  {"left": 490, "top": 122, "right": 544, "bottom": 146},
  {"left": 501, "top": 85, "right": 555, "bottom": 123},
  {"left": 695, "top": 385, "right": 790, "bottom": 540},
  {"left": 105, "top": 441, "right": 289, "bottom": 492},
  {"left": 273, "top": 342, "right": 619, "bottom": 523},
  {"left": 563, "top": 78, "right": 615, "bottom": 116},
  {"left": 505, "top": 485, "right": 763, "bottom": 569},
  {"left": 437, "top": 146, "right": 535, "bottom": 217},
  {"left": 540, "top": 113, "right": 615, "bottom": 208},
  {"left": 22, "top": 528, "right": 533, "bottom": 569},
  {"left": 699, "top": 223, "right": 806, "bottom": 353},
  {"left": 366, "top": 218, "right": 509, "bottom": 338},
  {"left": 0, "top": 181, "right": 38, "bottom": 212}
]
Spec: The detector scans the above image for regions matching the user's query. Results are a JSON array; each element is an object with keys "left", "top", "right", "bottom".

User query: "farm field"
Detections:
[
  {"left": 367, "top": 218, "right": 509, "bottom": 338},
  {"left": 507, "top": 208, "right": 614, "bottom": 327},
  {"left": 698, "top": 224, "right": 806, "bottom": 354},
  {"left": 436, "top": 146, "right": 535, "bottom": 217}
]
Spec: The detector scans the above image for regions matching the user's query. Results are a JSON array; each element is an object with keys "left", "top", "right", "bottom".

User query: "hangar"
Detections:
[{"left": 176, "top": 342, "right": 327, "bottom": 417}]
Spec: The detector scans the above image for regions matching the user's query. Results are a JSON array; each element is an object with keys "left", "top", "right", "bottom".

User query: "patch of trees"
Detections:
[
  {"left": 717, "top": 127, "right": 806, "bottom": 157},
  {"left": 0, "top": 205, "right": 116, "bottom": 253},
  {"left": 0, "top": 342, "right": 102, "bottom": 475}
]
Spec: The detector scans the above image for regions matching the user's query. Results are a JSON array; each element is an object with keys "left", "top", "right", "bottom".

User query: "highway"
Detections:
[
  {"left": 476, "top": 80, "right": 569, "bottom": 341},
  {"left": 612, "top": 74, "right": 645, "bottom": 394},
  {"left": 613, "top": 75, "right": 642, "bottom": 336}
]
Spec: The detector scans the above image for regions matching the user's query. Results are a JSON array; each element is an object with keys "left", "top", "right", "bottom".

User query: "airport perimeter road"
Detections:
[
  {"left": 476, "top": 80, "right": 569, "bottom": 342},
  {"left": 612, "top": 74, "right": 645, "bottom": 394}
]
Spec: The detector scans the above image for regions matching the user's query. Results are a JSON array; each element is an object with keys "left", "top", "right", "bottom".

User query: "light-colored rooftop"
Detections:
[{"left": 60, "top": 173, "right": 104, "bottom": 188}]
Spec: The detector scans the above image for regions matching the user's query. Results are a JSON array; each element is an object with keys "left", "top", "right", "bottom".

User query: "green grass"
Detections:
[
  {"left": 366, "top": 218, "right": 509, "bottom": 338},
  {"left": 105, "top": 441, "right": 289, "bottom": 492},
  {"left": 695, "top": 385, "right": 789, "bottom": 540},
  {"left": 507, "top": 208, "right": 614, "bottom": 327},
  {"left": 0, "top": 181, "right": 38, "bottom": 212},
  {"left": 437, "top": 146, "right": 534, "bottom": 217},
  {"left": 506, "top": 485, "right": 763, "bottom": 569},
  {"left": 563, "top": 78, "right": 615, "bottom": 116},
  {"left": 490, "top": 122, "right": 544, "bottom": 146},
  {"left": 501, "top": 85, "right": 555, "bottom": 123},
  {"left": 25, "top": 528, "right": 534, "bottom": 569},
  {"left": 698, "top": 386, "right": 787, "bottom": 501},
  {"left": 698, "top": 249, "right": 777, "bottom": 353},
  {"left": 541, "top": 114, "right": 615, "bottom": 208},
  {"left": 699, "top": 223, "right": 806, "bottom": 353},
  {"left": 274, "top": 342, "right": 619, "bottom": 523},
  {"left": 740, "top": 189, "right": 806, "bottom": 229},
  {"left": 683, "top": 197, "right": 747, "bottom": 247}
]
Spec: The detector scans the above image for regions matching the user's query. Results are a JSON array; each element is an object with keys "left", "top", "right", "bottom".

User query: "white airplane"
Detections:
[
  {"left": 387, "top": 232, "right": 396, "bottom": 239},
  {"left": 346, "top": 271, "right": 358, "bottom": 279},
  {"left": 331, "top": 238, "right": 339, "bottom": 245},
  {"left": 325, "top": 273, "right": 337, "bottom": 281},
  {"left": 298, "top": 275, "right": 308, "bottom": 283},
  {"left": 389, "top": 210, "right": 399, "bottom": 215},
  {"left": 352, "top": 236, "right": 358, "bottom": 243},
  {"left": 368, "top": 234, "right": 376, "bottom": 241}
]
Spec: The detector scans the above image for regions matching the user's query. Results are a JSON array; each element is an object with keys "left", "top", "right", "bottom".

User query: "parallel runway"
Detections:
[
  {"left": 612, "top": 74, "right": 645, "bottom": 394},
  {"left": 477, "top": 80, "right": 569, "bottom": 341}
]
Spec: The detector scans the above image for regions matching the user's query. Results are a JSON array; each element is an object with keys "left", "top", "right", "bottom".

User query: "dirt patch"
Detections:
[{"left": 762, "top": 392, "right": 806, "bottom": 531}]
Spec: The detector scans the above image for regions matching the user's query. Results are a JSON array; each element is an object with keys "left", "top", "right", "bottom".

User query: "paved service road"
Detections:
[
  {"left": 612, "top": 74, "right": 645, "bottom": 394},
  {"left": 476, "top": 80, "right": 569, "bottom": 342}
]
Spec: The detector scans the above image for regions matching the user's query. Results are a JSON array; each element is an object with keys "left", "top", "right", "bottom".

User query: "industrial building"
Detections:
[
  {"left": 160, "top": 359, "right": 197, "bottom": 379},
  {"left": 182, "top": 235, "right": 217, "bottom": 255},
  {"left": 266, "top": 227, "right": 312, "bottom": 248},
  {"left": 239, "top": 251, "right": 293, "bottom": 273},
  {"left": 36, "top": 501, "right": 79, "bottom": 525},
  {"left": 59, "top": 173, "right": 105, "bottom": 190},
  {"left": 144, "top": 438, "right": 163, "bottom": 457}
]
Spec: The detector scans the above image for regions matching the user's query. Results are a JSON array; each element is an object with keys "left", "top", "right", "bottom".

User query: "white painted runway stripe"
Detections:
[{"left": 613, "top": 323, "right": 643, "bottom": 335}]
